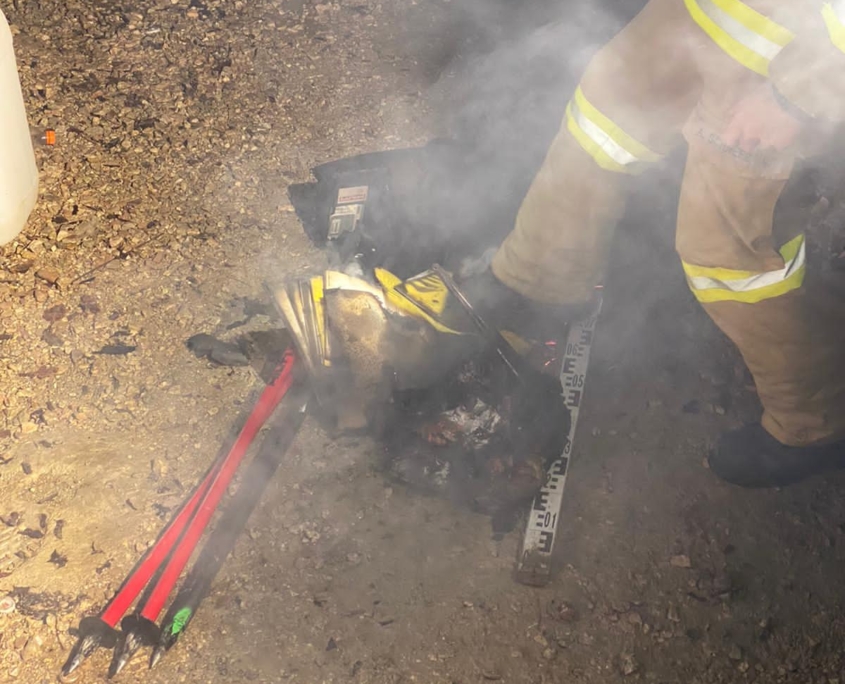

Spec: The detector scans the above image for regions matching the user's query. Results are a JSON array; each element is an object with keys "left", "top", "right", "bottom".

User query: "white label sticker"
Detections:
[{"left": 337, "top": 186, "right": 369, "bottom": 205}]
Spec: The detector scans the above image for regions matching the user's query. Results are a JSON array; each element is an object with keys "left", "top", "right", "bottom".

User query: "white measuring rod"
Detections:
[{"left": 516, "top": 293, "right": 603, "bottom": 586}]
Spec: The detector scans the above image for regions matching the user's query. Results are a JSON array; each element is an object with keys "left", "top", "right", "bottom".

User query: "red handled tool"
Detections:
[{"left": 62, "top": 349, "right": 299, "bottom": 677}]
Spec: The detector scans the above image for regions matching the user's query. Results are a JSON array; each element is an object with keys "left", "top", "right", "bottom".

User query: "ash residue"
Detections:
[
  {"left": 9, "top": 586, "right": 86, "bottom": 621},
  {"left": 381, "top": 351, "right": 569, "bottom": 526}
]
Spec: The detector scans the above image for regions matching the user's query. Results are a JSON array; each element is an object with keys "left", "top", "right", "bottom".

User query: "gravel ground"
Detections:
[{"left": 4, "top": 1, "right": 845, "bottom": 683}]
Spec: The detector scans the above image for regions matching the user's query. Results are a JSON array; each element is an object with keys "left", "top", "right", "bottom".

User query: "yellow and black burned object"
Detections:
[{"left": 374, "top": 268, "right": 464, "bottom": 335}]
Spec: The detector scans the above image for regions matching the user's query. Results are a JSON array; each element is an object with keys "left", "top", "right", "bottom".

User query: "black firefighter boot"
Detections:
[
  {"left": 709, "top": 424, "right": 845, "bottom": 488},
  {"left": 456, "top": 269, "right": 593, "bottom": 343}
]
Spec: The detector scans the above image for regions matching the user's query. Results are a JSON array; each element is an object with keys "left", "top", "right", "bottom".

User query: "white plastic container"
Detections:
[{"left": 0, "top": 9, "right": 37, "bottom": 245}]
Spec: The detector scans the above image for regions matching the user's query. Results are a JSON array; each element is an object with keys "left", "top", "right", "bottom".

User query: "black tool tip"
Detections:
[
  {"left": 109, "top": 617, "right": 160, "bottom": 678},
  {"left": 61, "top": 618, "right": 117, "bottom": 676},
  {"left": 149, "top": 646, "right": 164, "bottom": 670},
  {"left": 108, "top": 648, "right": 133, "bottom": 679}
]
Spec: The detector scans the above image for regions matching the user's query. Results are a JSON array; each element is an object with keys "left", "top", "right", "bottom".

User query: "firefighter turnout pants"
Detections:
[{"left": 492, "top": 0, "right": 845, "bottom": 446}]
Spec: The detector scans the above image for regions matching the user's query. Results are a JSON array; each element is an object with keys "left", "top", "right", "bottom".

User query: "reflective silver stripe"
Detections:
[
  {"left": 695, "top": 0, "right": 783, "bottom": 60},
  {"left": 687, "top": 239, "right": 805, "bottom": 293},
  {"left": 568, "top": 99, "right": 639, "bottom": 168}
]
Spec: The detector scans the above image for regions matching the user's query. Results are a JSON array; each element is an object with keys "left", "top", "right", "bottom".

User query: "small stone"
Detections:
[
  {"left": 620, "top": 653, "right": 638, "bottom": 676},
  {"left": 550, "top": 600, "right": 579, "bottom": 623},
  {"left": 0, "top": 595, "right": 16, "bottom": 614},
  {"left": 578, "top": 632, "right": 595, "bottom": 646},
  {"left": 150, "top": 459, "right": 168, "bottom": 481},
  {"left": 41, "top": 328, "right": 63, "bottom": 346},
  {"left": 670, "top": 554, "right": 692, "bottom": 568},
  {"left": 79, "top": 295, "right": 100, "bottom": 314},
  {"left": 35, "top": 267, "right": 60, "bottom": 285},
  {"left": 20, "top": 422, "right": 38, "bottom": 435},
  {"left": 667, "top": 604, "right": 680, "bottom": 623},
  {"left": 542, "top": 648, "right": 555, "bottom": 660},
  {"left": 728, "top": 644, "right": 743, "bottom": 661},
  {"left": 43, "top": 304, "right": 67, "bottom": 322},
  {"left": 21, "top": 635, "right": 43, "bottom": 661}
]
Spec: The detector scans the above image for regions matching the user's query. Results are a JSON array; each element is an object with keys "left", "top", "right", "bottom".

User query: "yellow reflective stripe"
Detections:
[
  {"left": 822, "top": 3, "right": 845, "bottom": 54},
  {"left": 564, "top": 88, "right": 660, "bottom": 175},
  {"left": 684, "top": 0, "right": 793, "bottom": 76},
  {"left": 565, "top": 105, "right": 627, "bottom": 173},
  {"left": 682, "top": 262, "right": 759, "bottom": 281},
  {"left": 683, "top": 235, "right": 806, "bottom": 304},
  {"left": 682, "top": 234, "right": 806, "bottom": 282},
  {"left": 565, "top": 104, "right": 627, "bottom": 174},
  {"left": 684, "top": 0, "right": 768, "bottom": 75},
  {"left": 709, "top": 0, "right": 793, "bottom": 45},
  {"left": 572, "top": 88, "right": 660, "bottom": 164},
  {"left": 690, "top": 265, "right": 805, "bottom": 303}
]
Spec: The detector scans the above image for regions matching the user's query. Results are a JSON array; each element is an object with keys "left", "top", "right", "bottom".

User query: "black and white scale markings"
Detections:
[{"left": 516, "top": 294, "right": 603, "bottom": 586}]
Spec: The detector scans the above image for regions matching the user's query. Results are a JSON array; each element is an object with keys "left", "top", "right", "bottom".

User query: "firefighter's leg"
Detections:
[
  {"left": 674, "top": 0, "right": 845, "bottom": 486},
  {"left": 491, "top": 0, "right": 701, "bottom": 306},
  {"left": 677, "top": 143, "right": 845, "bottom": 487}
]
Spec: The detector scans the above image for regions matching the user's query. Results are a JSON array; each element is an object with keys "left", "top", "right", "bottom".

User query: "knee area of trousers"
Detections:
[{"left": 563, "top": 84, "right": 662, "bottom": 175}]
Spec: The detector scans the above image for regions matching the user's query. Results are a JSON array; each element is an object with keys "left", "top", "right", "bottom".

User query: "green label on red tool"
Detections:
[{"left": 170, "top": 607, "right": 193, "bottom": 636}]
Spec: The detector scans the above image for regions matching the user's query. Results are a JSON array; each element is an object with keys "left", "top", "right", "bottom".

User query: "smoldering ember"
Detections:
[{"left": 2, "top": 0, "right": 845, "bottom": 681}]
